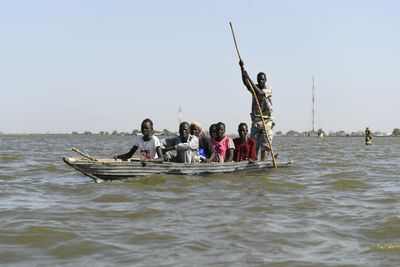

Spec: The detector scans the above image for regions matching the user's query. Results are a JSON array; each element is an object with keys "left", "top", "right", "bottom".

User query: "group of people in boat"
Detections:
[
  {"left": 115, "top": 60, "right": 274, "bottom": 164},
  {"left": 114, "top": 119, "right": 257, "bottom": 164}
]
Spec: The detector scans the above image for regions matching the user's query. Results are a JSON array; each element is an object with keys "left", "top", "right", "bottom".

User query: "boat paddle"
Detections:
[
  {"left": 72, "top": 147, "right": 97, "bottom": 161},
  {"left": 229, "top": 22, "right": 277, "bottom": 168}
]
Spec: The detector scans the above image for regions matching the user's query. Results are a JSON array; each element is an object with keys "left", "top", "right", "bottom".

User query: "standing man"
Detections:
[
  {"left": 365, "top": 127, "right": 372, "bottom": 145},
  {"left": 239, "top": 60, "right": 274, "bottom": 161}
]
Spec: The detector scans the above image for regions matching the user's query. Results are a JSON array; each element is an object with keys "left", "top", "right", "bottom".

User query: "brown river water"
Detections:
[{"left": 0, "top": 135, "right": 399, "bottom": 266}]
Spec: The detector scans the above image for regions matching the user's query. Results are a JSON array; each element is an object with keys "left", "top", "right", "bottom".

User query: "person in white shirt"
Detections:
[
  {"left": 162, "top": 122, "right": 200, "bottom": 163},
  {"left": 115, "top": 118, "right": 163, "bottom": 162}
]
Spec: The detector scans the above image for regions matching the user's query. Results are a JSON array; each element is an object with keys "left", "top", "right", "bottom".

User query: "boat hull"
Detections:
[{"left": 63, "top": 157, "right": 293, "bottom": 183}]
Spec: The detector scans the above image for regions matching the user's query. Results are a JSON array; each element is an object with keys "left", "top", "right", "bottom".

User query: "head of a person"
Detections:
[
  {"left": 190, "top": 122, "right": 203, "bottom": 137},
  {"left": 141, "top": 118, "right": 154, "bottom": 138},
  {"left": 209, "top": 124, "right": 217, "bottom": 138},
  {"left": 215, "top": 122, "right": 226, "bottom": 141},
  {"left": 238, "top": 122, "right": 248, "bottom": 140},
  {"left": 257, "top": 72, "right": 267, "bottom": 85},
  {"left": 179, "top": 121, "right": 190, "bottom": 142}
]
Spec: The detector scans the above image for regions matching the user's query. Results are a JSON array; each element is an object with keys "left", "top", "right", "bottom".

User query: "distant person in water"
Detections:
[
  {"left": 211, "top": 122, "right": 235, "bottom": 162},
  {"left": 115, "top": 118, "right": 163, "bottom": 162},
  {"left": 233, "top": 123, "right": 257, "bottom": 162},
  {"left": 162, "top": 121, "right": 200, "bottom": 163},
  {"left": 209, "top": 124, "right": 217, "bottom": 139},
  {"left": 365, "top": 127, "right": 372, "bottom": 145},
  {"left": 239, "top": 59, "right": 274, "bottom": 161},
  {"left": 190, "top": 121, "right": 215, "bottom": 163}
]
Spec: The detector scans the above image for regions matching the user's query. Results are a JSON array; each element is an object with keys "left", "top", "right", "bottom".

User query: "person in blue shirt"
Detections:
[{"left": 190, "top": 122, "right": 215, "bottom": 163}]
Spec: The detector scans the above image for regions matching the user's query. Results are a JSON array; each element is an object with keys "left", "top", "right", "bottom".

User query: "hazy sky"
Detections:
[{"left": 1, "top": 0, "right": 399, "bottom": 134}]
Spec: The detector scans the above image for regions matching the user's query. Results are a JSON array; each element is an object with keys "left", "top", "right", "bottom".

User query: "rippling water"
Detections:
[{"left": 1, "top": 135, "right": 399, "bottom": 266}]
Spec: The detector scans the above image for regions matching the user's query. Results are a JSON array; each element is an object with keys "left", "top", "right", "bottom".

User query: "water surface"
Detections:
[{"left": 1, "top": 135, "right": 399, "bottom": 266}]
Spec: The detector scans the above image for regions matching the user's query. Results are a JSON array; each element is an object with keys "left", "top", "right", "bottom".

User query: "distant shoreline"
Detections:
[{"left": 0, "top": 133, "right": 398, "bottom": 138}]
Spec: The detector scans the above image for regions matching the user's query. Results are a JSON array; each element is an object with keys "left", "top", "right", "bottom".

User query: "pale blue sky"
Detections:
[{"left": 1, "top": 0, "right": 399, "bottom": 134}]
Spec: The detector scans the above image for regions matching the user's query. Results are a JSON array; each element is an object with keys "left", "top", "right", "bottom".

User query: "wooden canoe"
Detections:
[{"left": 63, "top": 157, "right": 293, "bottom": 183}]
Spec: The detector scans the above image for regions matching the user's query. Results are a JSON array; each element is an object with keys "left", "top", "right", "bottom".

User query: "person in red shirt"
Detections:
[{"left": 233, "top": 123, "right": 257, "bottom": 161}]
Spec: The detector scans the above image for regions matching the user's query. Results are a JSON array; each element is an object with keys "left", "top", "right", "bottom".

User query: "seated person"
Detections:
[
  {"left": 115, "top": 118, "right": 163, "bottom": 162},
  {"left": 190, "top": 121, "right": 215, "bottom": 163},
  {"left": 233, "top": 123, "right": 257, "bottom": 161},
  {"left": 211, "top": 122, "right": 235, "bottom": 162},
  {"left": 209, "top": 123, "right": 217, "bottom": 139},
  {"left": 162, "top": 121, "right": 200, "bottom": 163}
]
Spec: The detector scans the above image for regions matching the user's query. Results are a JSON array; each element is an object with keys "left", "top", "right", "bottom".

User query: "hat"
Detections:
[{"left": 190, "top": 122, "right": 203, "bottom": 136}]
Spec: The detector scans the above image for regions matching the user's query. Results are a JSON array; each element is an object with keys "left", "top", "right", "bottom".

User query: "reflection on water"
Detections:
[{"left": 0, "top": 135, "right": 400, "bottom": 266}]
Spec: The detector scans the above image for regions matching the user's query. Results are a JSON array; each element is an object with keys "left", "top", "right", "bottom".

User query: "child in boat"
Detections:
[
  {"left": 190, "top": 121, "right": 215, "bottom": 163},
  {"left": 211, "top": 122, "right": 235, "bottom": 162},
  {"left": 209, "top": 124, "right": 217, "bottom": 139},
  {"left": 115, "top": 118, "right": 163, "bottom": 162},
  {"left": 233, "top": 123, "right": 257, "bottom": 161}
]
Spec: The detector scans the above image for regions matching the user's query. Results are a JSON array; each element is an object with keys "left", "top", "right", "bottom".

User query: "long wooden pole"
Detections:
[
  {"left": 229, "top": 22, "right": 277, "bottom": 168},
  {"left": 72, "top": 147, "right": 96, "bottom": 161}
]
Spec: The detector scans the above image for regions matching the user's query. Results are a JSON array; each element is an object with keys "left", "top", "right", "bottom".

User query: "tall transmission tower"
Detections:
[
  {"left": 178, "top": 106, "right": 183, "bottom": 125},
  {"left": 312, "top": 75, "right": 315, "bottom": 134}
]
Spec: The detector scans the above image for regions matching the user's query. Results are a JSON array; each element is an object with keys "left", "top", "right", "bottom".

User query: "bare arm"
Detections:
[
  {"left": 115, "top": 145, "right": 138, "bottom": 161},
  {"left": 152, "top": 146, "right": 164, "bottom": 162},
  {"left": 207, "top": 150, "right": 215, "bottom": 162},
  {"left": 207, "top": 139, "right": 215, "bottom": 162},
  {"left": 239, "top": 60, "right": 264, "bottom": 95},
  {"left": 162, "top": 138, "right": 176, "bottom": 153},
  {"left": 225, "top": 148, "right": 234, "bottom": 162},
  {"left": 240, "top": 60, "right": 251, "bottom": 88},
  {"left": 202, "top": 149, "right": 215, "bottom": 163},
  {"left": 176, "top": 137, "right": 198, "bottom": 151},
  {"left": 162, "top": 145, "right": 175, "bottom": 153}
]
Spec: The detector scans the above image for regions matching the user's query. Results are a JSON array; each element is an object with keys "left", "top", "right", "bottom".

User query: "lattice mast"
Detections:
[{"left": 312, "top": 75, "right": 315, "bottom": 134}]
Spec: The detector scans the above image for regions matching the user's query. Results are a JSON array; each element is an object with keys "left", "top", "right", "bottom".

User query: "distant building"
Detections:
[{"left": 374, "top": 132, "right": 392, "bottom": 137}]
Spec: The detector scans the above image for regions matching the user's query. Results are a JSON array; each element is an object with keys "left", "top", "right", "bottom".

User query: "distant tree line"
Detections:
[
  {"left": 1, "top": 128, "right": 399, "bottom": 136},
  {"left": 275, "top": 129, "right": 400, "bottom": 137},
  {"left": 71, "top": 129, "right": 177, "bottom": 136},
  {"left": 67, "top": 128, "right": 400, "bottom": 137}
]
